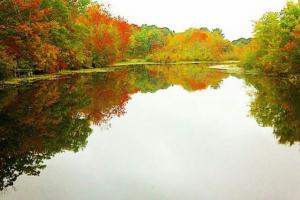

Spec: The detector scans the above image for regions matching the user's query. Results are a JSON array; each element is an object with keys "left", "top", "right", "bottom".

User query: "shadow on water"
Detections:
[{"left": 0, "top": 64, "right": 299, "bottom": 190}]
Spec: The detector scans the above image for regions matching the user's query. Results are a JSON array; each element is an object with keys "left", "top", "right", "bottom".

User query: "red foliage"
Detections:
[{"left": 114, "top": 18, "right": 132, "bottom": 49}]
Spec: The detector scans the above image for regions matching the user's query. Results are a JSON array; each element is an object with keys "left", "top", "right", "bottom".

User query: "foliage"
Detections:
[
  {"left": 0, "top": 46, "right": 16, "bottom": 79},
  {"left": 240, "top": 2, "right": 300, "bottom": 74},
  {"left": 0, "top": 0, "right": 134, "bottom": 79},
  {"left": 232, "top": 38, "right": 252, "bottom": 47},
  {"left": 127, "top": 25, "right": 173, "bottom": 58},
  {"left": 147, "top": 28, "right": 232, "bottom": 62},
  {"left": 0, "top": 0, "right": 246, "bottom": 80}
]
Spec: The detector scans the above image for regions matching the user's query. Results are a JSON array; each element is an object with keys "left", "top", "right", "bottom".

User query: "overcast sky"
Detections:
[{"left": 101, "top": 0, "right": 296, "bottom": 40}]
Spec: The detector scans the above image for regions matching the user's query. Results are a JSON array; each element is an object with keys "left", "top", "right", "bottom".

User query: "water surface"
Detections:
[{"left": 1, "top": 65, "right": 300, "bottom": 200}]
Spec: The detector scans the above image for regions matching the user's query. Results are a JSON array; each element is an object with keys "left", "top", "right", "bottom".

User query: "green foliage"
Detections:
[
  {"left": 128, "top": 25, "right": 173, "bottom": 58},
  {"left": 0, "top": 46, "right": 16, "bottom": 80},
  {"left": 240, "top": 2, "right": 300, "bottom": 74},
  {"left": 212, "top": 28, "right": 224, "bottom": 37},
  {"left": 232, "top": 38, "right": 252, "bottom": 47}
]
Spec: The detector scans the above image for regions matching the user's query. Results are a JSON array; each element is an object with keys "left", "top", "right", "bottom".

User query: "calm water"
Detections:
[{"left": 0, "top": 65, "right": 300, "bottom": 200}]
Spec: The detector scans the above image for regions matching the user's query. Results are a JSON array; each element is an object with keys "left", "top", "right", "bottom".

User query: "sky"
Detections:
[{"left": 101, "top": 0, "right": 296, "bottom": 40}]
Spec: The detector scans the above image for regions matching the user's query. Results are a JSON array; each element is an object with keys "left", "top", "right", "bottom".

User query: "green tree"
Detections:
[
  {"left": 128, "top": 25, "right": 173, "bottom": 58},
  {"left": 240, "top": 2, "right": 300, "bottom": 74}
]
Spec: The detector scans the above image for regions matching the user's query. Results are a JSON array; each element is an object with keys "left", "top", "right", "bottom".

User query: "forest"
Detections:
[{"left": 0, "top": 0, "right": 300, "bottom": 81}]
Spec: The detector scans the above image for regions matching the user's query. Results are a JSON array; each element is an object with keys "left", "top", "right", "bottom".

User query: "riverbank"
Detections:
[
  {"left": 112, "top": 60, "right": 239, "bottom": 66},
  {"left": 1, "top": 68, "right": 116, "bottom": 87},
  {"left": 1, "top": 60, "right": 240, "bottom": 88}
]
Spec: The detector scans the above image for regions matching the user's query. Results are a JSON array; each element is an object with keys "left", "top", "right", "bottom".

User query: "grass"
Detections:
[
  {"left": 3, "top": 74, "right": 60, "bottom": 85},
  {"left": 2, "top": 67, "right": 117, "bottom": 86},
  {"left": 58, "top": 67, "right": 116, "bottom": 74},
  {"left": 111, "top": 59, "right": 157, "bottom": 66}
]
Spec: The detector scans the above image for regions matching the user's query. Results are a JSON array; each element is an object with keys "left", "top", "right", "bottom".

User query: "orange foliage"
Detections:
[
  {"left": 29, "top": 36, "right": 60, "bottom": 72},
  {"left": 81, "top": 71, "right": 130, "bottom": 124},
  {"left": 282, "top": 41, "right": 296, "bottom": 51},
  {"left": 86, "top": 4, "right": 111, "bottom": 25},
  {"left": 14, "top": 0, "right": 41, "bottom": 10},
  {"left": 190, "top": 30, "right": 208, "bottom": 43},
  {"left": 113, "top": 18, "right": 132, "bottom": 50},
  {"left": 78, "top": 3, "right": 134, "bottom": 64},
  {"left": 188, "top": 80, "right": 207, "bottom": 90}
]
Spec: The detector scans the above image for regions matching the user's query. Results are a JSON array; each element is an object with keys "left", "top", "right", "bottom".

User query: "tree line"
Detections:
[
  {"left": 0, "top": 0, "right": 241, "bottom": 80},
  {"left": 1, "top": 0, "right": 299, "bottom": 80}
]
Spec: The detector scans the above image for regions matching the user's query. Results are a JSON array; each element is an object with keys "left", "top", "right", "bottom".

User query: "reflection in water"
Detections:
[
  {"left": 0, "top": 65, "right": 227, "bottom": 190},
  {"left": 0, "top": 78, "right": 93, "bottom": 190},
  {"left": 243, "top": 75, "right": 300, "bottom": 145},
  {"left": 0, "top": 64, "right": 299, "bottom": 197}
]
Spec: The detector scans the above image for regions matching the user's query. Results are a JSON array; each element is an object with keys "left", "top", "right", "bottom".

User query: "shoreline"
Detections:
[
  {"left": 0, "top": 61, "right": 239, "bottom": 88},
  {"left": 111, "top": 60, "right": 240, "bottom": 66},
  {"left": 3, "top": 61, "right": 299, "bottom": 88},
  {"left": 1, "top": 67, "right": 124, "bottom": 87},
  {"left": 0, "top": 61, "right": 299, "bottom": 89}
]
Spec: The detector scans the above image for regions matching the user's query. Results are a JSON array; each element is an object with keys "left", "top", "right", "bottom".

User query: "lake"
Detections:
[{"left": 0, "top": 64, "right": 300, "bottom": 200}]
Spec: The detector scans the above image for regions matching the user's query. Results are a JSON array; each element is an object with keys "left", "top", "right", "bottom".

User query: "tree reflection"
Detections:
[
  {"left": 0, "top": 78, "right": 92, "bottom": 190},
  {"left": 244, "top": 75, "right": 300, "bottom": 145},
  {"left": 0, "top": 65, "right": 227, "bottom": 190}
]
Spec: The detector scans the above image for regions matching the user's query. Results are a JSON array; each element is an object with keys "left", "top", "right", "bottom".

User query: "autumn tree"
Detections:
[
  {"left": 240, "top": 2, "right": 300, "bottom": 74},
  {"left": 148, "top": 28, "right": 232, "bottom": 62},
  {"left": 77, "top": 3, "right": 134, "bottom": 67},
  {"left": 127, "top": 25, "right": 173, "bottom": 58},
  {"left": 0, "top": 0, "right": 134, "bottom": 79}
]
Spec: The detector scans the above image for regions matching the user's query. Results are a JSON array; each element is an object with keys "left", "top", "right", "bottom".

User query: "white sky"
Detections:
[{"left": 101, "top": 0, "right": 297, "bottom": 40}]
